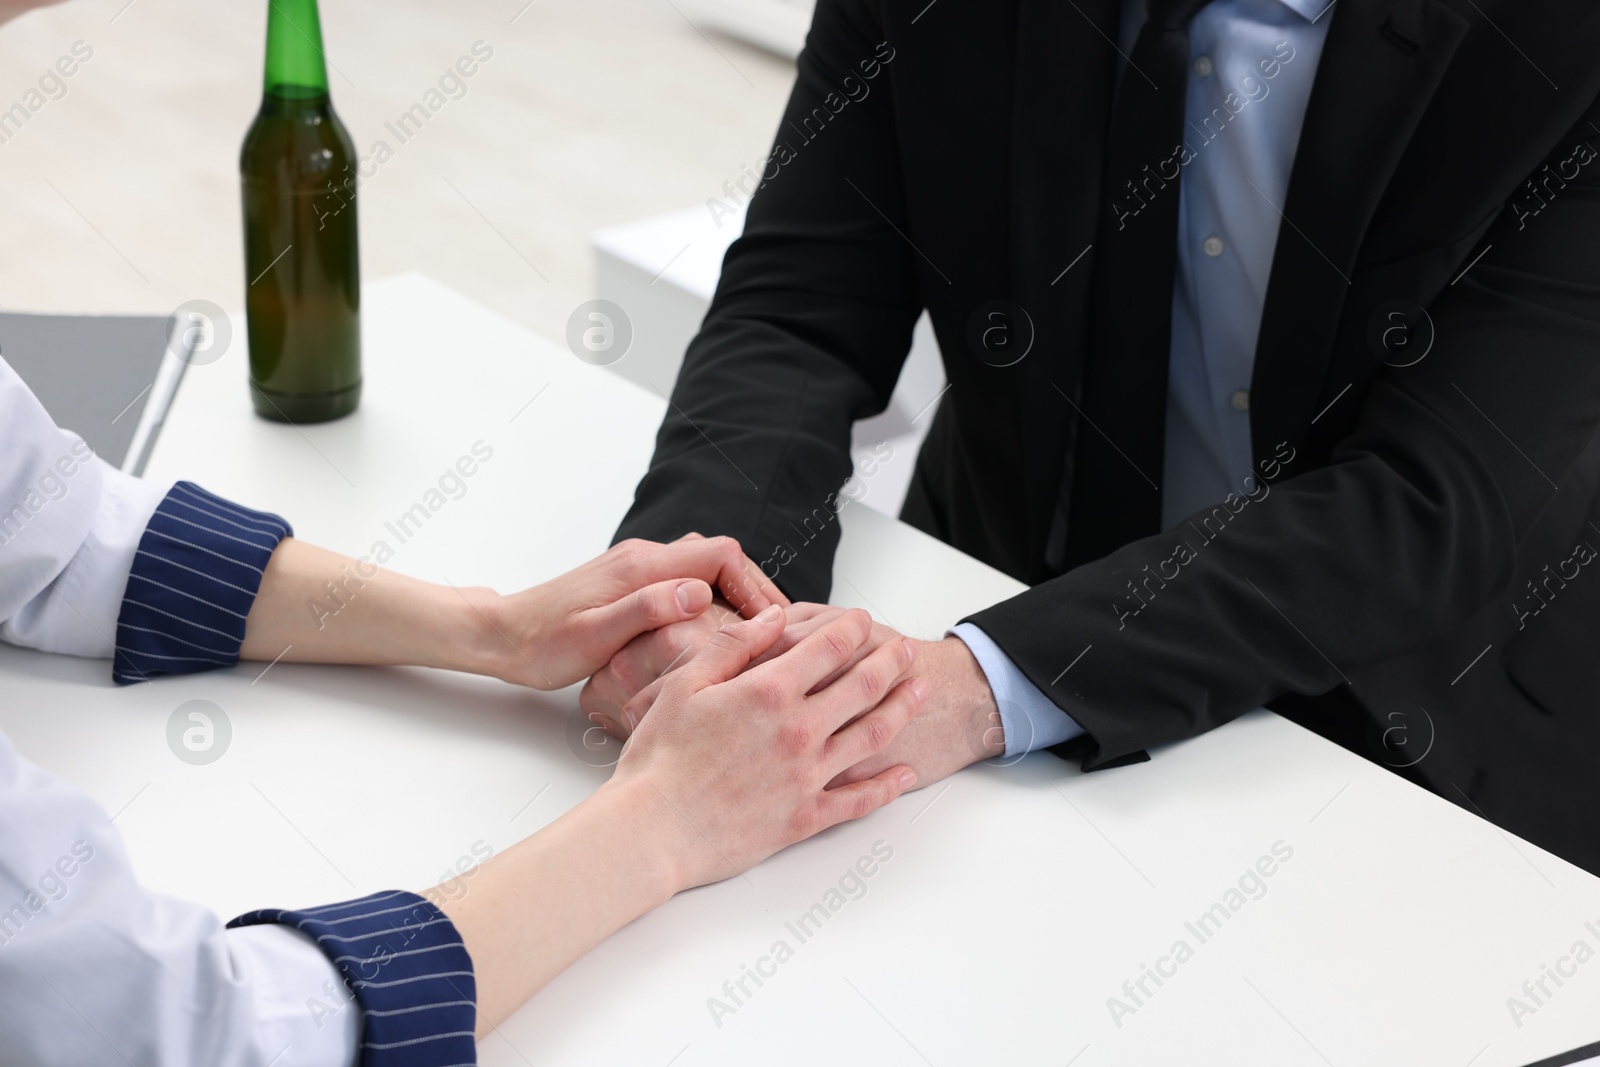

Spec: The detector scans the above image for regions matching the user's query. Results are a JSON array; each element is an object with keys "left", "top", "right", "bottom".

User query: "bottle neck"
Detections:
[{"left": 263, "top": 0, "right": 330, "bottom": 99}]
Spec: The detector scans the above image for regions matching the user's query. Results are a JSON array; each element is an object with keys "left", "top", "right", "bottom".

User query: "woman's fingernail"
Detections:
[
  {"left": 909, "top": 677, "right": 930, "bottom": 702},
  {"left": 677, "top": 581, "right": 710, "bottom": 614},
  {"left": 897, "top": 768, "right": 917, "bottom": 789},
  {"left": 757, "top": 604, "right": 783, "bottom": 623}
]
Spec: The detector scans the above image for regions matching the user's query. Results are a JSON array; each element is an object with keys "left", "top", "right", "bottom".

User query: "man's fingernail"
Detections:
[
  {"left": 899, "top": 638, "right": 917, "bottom": 666},
  {"left": 757, "top": 604, "right": 783, "bottom": 623},
  {"left": 897, "top": 768, "right": 917, "bottom": 789},
  {"left": 677, "top": 581, "right": 709, "bottom": 614},
  {"left": 908, "top": 677, "right": 930, "bottom": 702}
]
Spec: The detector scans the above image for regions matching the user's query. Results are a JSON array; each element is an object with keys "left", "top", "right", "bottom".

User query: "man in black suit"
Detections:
[{"left": 583, "top": 0, "right": 1600, "bottom": 874}]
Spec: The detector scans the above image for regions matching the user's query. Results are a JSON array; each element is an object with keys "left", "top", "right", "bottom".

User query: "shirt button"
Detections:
[
  {"left": 1230, "top": 389, "right": 1251, "bottom": 412},
  {"left": 1194, "top": 55, "right": 1214, "bottom": 78},
  {"left": 1203, "top": 235, "right": 1225, "bottom": 257}
]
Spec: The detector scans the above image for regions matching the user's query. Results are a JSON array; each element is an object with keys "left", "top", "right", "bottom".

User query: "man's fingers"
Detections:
[
  {"left": 814, "top": 764, "right": 918, "bottom": 833},
  {"left": 743, "top": 609, "right": 872, "bottom": 695},
  {"left": 811, "top": 636, "right": 918, "bottom": 730},
  {"left": 668, "top": 604, "right": 787, "bottom": 696},
  {"left": 578, "top": 674, "right": 629, "bottom": 736},
  {"left": 822, "top": 676, "right": 927, "bottom": 776},
  {"left": 618, "top": 675, "right": 666, "bottom": 735}
]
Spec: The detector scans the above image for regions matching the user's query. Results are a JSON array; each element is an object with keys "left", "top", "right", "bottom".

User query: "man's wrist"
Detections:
[
  {"left": 922, "top": 636, "right": 1005, "bottom": 763},
  {"left": 949, "top": 621, "right": 1085, "bottom": 757}
]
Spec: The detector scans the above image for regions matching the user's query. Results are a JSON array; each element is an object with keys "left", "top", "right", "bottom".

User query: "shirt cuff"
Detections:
[
  {"left": 950, "top": 621, "right": 1085, "bottom": 758},
  {"left": 112, "top": 481, "right": 291, "bottom": 684},
  {"left": 229, "top": 890, "right": 478, "bottom": 1067}
]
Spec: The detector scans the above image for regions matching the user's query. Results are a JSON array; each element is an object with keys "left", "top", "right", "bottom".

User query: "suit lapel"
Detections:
[
  {"left": 1009, "top": 0, "right": 1121, "bottom": 563},
  {"left": 1250, "top": 0, "right": 1470, "bottom": 462}
]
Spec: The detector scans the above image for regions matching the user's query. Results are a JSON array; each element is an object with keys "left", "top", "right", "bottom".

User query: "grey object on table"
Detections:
[{"left": 0, "top": 311, "right": 194, "bottom": 477}]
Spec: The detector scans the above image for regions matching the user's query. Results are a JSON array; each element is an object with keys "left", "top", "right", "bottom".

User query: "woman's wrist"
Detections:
[
  {"left": 443, "top": 585, "right": 524, "bottom": 681},
  {"left": 582, "top": 775, "right": 691, "bottom": 906},
  {"left": 421, "top": 771, "right": 683, "bottom": 1035}
]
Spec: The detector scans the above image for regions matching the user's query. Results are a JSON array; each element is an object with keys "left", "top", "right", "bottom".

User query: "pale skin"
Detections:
[
  {"left": 3, "top": 0, "right": 934, "bottom": 1039},
  {"left": 234, "top": 535, "right": 923, "bottom": 1039},
  {"left": 238, "top": 533, "right": 787, "bottom": 691},
  {"left": 583, "top": 596, "right": 1008, "bottom": 788},
  {"left": 0, "top": 0, "right": 61, "bottom": 22},
  {"left": 428, "top": 608, "right": 924, "bottom": 1036}
]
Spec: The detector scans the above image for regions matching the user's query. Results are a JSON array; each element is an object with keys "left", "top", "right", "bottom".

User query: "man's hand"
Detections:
[
  {"left": 578, "top": 597, "right": 738, "bottom": 731},
  {"left": 585, "top": 601, "right": 1006, "bottom": 788}
]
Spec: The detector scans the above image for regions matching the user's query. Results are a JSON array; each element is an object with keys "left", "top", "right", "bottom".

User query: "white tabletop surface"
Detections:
[{"left": 2, "top": 274, "right": 1597, "bottom": 1067}]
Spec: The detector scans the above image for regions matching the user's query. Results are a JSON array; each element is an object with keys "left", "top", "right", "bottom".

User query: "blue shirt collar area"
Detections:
[{"left": 1275, "top": 0, "right": 1334, "bottom": 22}]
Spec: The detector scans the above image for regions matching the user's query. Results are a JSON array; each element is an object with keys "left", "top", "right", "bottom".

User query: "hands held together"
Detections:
[
  {"left": 243, "top": 529, "right": 1002, "bottom": 873},
  {"left": 465, "top": 530, "right": 1003, "bottom": 869},
  {"left": 240, "top": 528, "right": 1005, "bottom": 1035}
]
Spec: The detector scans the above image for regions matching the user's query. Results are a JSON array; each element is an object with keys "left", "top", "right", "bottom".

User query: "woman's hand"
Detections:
[
  {"left": 483, "top": 536, "right": 787, "bottom": 690},
  {"left": 605, "top": 604, "right": 925, "bottom": 890},
  {"left": 426, "top": 604, "right": 924, "bottom": 1037},
  {"left": 240, "top": 534, "right": 786, "bottom": 690},
  {"left": 582, "top": 601, "right": 840, "bottom": 734}
]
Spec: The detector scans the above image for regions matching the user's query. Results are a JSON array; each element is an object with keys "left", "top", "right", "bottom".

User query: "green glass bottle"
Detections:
[{"left": 240, "top": 0, "right": 361, "bottom": 423}]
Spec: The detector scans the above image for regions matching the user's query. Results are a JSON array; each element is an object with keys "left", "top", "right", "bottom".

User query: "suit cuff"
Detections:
[
  {"left": 950, "top": 622, "right": 1084, "bottom": 757},
  {"left": 112, "top": 481, "right": 291, "bottom": 684},
  {"left": 229, "top": 890, "right": 477, "bottom": 1067}
]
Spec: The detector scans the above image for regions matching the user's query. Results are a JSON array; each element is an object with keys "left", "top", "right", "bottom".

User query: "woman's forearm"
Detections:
[
  {"left": 237, "top": 534, "right": 787, "bottom": 691},
  {"left": 423, "top": 779, "right": 681, "bottom": 1038},
  {"left": 239, "top": 538, "right": 506, "bottom": 675}
]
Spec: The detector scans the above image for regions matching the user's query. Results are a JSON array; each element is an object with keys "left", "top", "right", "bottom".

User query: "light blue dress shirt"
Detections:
[{"left": 952, "top": 0, "right": 1334, "bottom": 757}]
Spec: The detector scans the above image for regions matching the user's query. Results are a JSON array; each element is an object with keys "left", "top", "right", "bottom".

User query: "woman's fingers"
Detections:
[
  {"left": 810, "top": 635, "right": 917, "bottom": 730},
  {"left": 714, "top": 548, "right": 789, "bottom": 618},
  {"left": 747, "top": 605, "right": 847, "bottom": 669},
  {"left": 785, "top": 602, "right": 838, "bottom": 624},
  {"left": 668, "top": 604, "right": 787, "bottom": 696},
  {"left": 741, "top": 609, "right": 872, "bottom": 696},
  {"left": 610, "top": 537, "right": 784, "bottom": 617},
  {"left": 583, "top": 578, "right": 712, "bottom": 655},
  {"left": 814, "top": 764, "right": 918, "bottom": 834},
  {"left": 822, "top": 676, "right": 928, "bottom": 777},
  {"left": 669, "top": 531, "right": 788, "bottom": 617}
]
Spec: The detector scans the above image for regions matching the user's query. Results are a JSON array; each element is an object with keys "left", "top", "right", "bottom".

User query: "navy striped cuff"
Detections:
[
  {"left": 112, "top": 481, "right": 292, "bottom": 684},
  {"left": 229, "top": 891, "right": 478, "bottom": 1067}
]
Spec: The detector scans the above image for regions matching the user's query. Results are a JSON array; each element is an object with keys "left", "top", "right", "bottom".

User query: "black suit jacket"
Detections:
[{"left": 617, "top": 0, "right": 1600, "bottom": 872}]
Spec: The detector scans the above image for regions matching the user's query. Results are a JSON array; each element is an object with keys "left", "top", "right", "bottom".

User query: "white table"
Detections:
[{"left": 2, "top": 275, "right": 1597, "bottom": 1067}]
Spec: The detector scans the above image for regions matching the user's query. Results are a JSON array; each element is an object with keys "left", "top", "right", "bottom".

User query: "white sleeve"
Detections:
[
  {"left": 0, "top": 729, "right": 360, "bottom": 1067},
  {"left": 0, "top": 355, "right": 170, "bottom": 658}
]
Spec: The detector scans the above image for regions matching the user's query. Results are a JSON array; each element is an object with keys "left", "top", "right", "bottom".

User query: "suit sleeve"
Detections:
[
  {"left": 969, "top": 96, "right": 1600, "bottom": 770},
  {"left": 613, "top": 0, "right": 923, "bottom": 602}
]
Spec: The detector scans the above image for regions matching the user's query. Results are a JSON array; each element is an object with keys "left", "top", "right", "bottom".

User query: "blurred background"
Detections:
[{"left": 0, "top": 0, "right": 803, "bottom": 342}]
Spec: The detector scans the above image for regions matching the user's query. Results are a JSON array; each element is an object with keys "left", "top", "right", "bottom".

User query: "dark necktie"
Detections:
[{"left": 1060, "top": 0, "right": 1214, "bottom": 570}]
